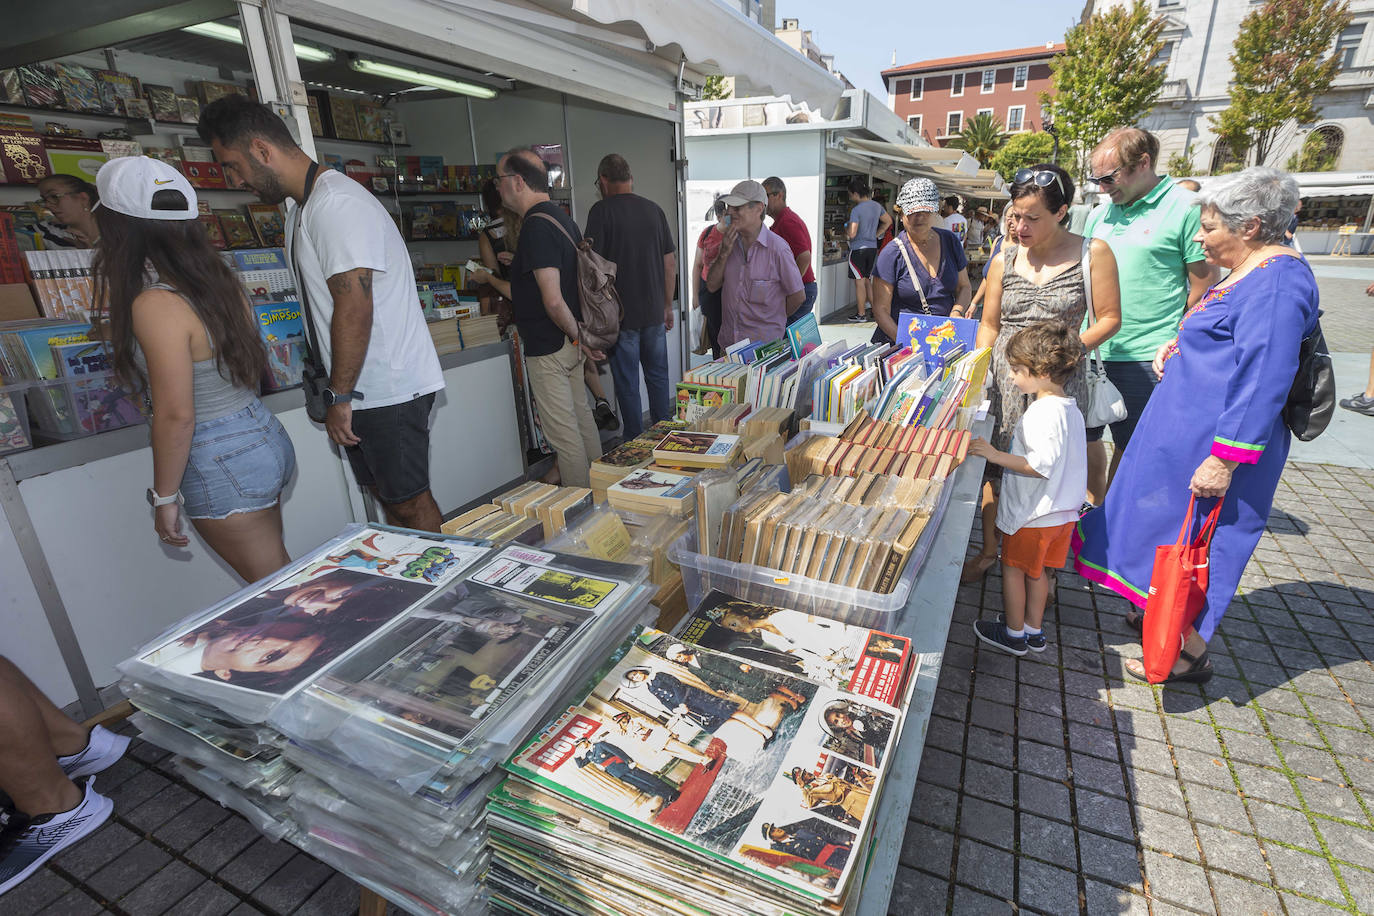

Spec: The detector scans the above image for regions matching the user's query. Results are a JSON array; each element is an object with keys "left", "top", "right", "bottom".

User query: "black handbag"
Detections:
[
  {"left": 1283, "top": 316, "right": 1335, "bottom": 442},
  {"left": 291, "top": 162, "right": 330, "bottom": 424}
]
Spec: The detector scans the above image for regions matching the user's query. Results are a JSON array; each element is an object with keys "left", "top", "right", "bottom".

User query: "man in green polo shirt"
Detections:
[{"left": 1083, "top": 127, "right": 1214, "bottom": 498}]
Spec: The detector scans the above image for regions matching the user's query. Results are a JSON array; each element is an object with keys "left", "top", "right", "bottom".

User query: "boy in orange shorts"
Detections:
[{"left": 968, "top": 322, "right": 1087, "bottom": 656}]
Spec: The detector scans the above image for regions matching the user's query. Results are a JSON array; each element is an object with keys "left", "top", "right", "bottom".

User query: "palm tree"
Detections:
[{"left": 950, "top": 113, "right": 1007, "bottom": 167}]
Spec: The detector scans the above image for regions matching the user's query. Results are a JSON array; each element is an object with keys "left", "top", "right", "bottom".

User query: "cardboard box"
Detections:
[{"left": 0, "top": 283, "right": 39, "bottom": 322}]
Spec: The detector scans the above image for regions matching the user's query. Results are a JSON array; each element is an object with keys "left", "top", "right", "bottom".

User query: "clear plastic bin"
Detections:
[
  {"left": 0, "top": 382, "right": 34, "bottom": 456},
  {"left": 667, "top": 471, "right": 956, "bottom": 628},
  {"left": 27, "top": 370, "right": 145, "bottom": 438}
]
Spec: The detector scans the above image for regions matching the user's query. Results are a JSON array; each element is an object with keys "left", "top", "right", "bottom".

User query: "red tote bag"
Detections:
[{"left": 1142, "top": 495, "right": 1224, "bottom": 683}]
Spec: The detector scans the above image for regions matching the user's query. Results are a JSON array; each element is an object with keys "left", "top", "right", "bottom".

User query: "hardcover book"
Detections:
[
  {"left": 246, "top": 204, "right": 285, "bottom": 248},
  {"left": 215, "top": 209, "right": 257, "bottom": 249},
  {"left": 328, "top": 96, "right": 361, "bottom": 141},
  {"left": 652, "top": 430, "right": 741, "bottom": 469},
  {"left": 143, "top": 84, "right": 180, "bottom": 122}
]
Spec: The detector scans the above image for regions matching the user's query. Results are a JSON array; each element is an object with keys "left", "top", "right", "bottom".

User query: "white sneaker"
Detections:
[
  {"left": 58, "top": 726, "right": 131, "bottom": 779},
  {"left": 0, "top": 779, "right": 113, "bottom": 896}
]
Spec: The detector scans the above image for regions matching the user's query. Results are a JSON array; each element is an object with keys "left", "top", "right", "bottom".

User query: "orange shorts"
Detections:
[{"left": 1003, "top": 522, "right": 1074, "bottom": 578}]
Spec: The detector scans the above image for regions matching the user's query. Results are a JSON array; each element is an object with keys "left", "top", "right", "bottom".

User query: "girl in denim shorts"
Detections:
[{"left": 93, "top": 157, "right": 295, "bottom": 583}]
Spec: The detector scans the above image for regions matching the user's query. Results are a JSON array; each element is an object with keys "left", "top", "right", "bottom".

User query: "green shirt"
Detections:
[{"left": 1084, "top": 177, "right": 1206, "bottom": 361}]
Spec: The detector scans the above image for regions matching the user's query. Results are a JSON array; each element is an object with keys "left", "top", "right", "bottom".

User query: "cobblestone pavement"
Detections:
[{"left": 895, "top": 461, "right": 1374, "bottom": 915}]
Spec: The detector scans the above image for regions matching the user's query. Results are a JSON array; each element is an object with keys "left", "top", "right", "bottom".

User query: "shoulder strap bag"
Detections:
[
  {"left": 893, "top": 232, "right": 932, "bottom": 315},
  {"left": 290, "top": 162, "right": 333, "bottom": 424},
  {"left": 1080, "top": 237, "right": 1127, "bottom": 427}
]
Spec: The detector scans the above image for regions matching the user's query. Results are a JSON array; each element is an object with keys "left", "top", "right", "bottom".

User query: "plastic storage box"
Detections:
[
  {"left": 26, "top": 370, "right": 145, "bottom": 439},
  {"left": 668, "top": 470, "right": 956, "bottom": 629},
  {"left": 0, "top": 382, "right": 34, "bottom": 456}
]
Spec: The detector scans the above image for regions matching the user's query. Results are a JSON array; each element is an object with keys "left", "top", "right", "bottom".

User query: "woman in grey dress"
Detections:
[{"left": 962, "top": 164, "right": 1122, "bottom": 583}]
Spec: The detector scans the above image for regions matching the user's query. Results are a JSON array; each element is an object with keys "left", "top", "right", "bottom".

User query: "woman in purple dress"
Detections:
[{"left": 1073, "top": 167, "right": 1318, "bottom": 684}]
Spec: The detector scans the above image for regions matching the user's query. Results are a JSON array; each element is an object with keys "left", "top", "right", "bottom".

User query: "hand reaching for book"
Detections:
[{"left": 155, "top": 503, "right": 189, "bottom": 548}]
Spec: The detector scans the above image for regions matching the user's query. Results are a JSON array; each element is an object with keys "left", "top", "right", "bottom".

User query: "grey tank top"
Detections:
[{"left": 135, "top": 283, "right": 257, "bottom": 424}]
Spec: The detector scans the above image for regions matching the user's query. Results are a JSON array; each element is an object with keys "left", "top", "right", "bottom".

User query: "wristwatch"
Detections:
[
  {"left": 322, "top": 387, "right": 364, "bottom": 407},
  {"left": 146, "top": 488, "right": 183, "bottom": 507}
]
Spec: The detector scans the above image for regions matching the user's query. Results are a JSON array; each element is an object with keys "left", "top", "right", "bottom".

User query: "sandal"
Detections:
[
  {"left": 1125, "top": 645, "right": 1212, "bottom": 685},
  {"left": 960, "top": 553, "right": 998, "bottom": 584}
]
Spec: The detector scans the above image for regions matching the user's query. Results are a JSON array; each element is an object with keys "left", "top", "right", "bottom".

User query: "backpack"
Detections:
[
  {"left": 1282, "top": 315, "right": 1335, "bottom": 441},
  {"left": 531, "top": 212, "right": 623, "bottom": 350}
]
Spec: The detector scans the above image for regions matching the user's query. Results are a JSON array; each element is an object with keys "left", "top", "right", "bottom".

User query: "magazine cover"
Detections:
[
  {"left": 301, "top": 589, "right": 594, "bottom": 754},
  {"left": 607, "top": 469, "right": 695, "bottom": 500},
  {"left": 135, "top": 529, "right": 486, "bottom": 697},
  {"left": 654, "top": 430, "right": 739, "bottom": 459},
  {"left": 673, "top": 590, "right": 912, "bottom": 705},
  {"left": 247, "top": 204, "right": 285, "bottom": 247},
  {"left": 505, "top": 628, "right": 899, "bottom": 902},
  {"left": 786, "top": 313, "right": 822, "bottom": 360},
  {"left": 70, "top": 373, "right": 143, "bottom": 433},
  {"left": 468, "top": 546, "right": 628, "bottom": 612},
  {"left": 51, "top": 340, "right": 110, "bottom": 376}
]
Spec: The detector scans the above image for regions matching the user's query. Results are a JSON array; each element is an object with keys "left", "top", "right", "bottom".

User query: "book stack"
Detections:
[
  {"left": 21, "top": 249, "right": 96, "bottom": 321},
  {"left": 691, "top": 402, "right": 752, "bottom": 434},
  {"left": 487, "top": 594, "right": 916, "bottom": 916},
  {"left": 442, "top": 504, "right": 543, "bottom": 545},
  {"left": 607, "top": 468, "right": 697, "bottom": 518},
  {"left": 459, "top": 314, "right": 501, "bottom": 348},
  {"left": 118, "top": 525, "right": 654, "bottom": 916},
  {"left": 588, "top": 419, "right": 689, "bottom": 498},
  {"left": 546, "top": 504, "right": 691, "bottom": 590},
  {"left": 784, "top": 424, "right": 971, "bottom": 485},
  {"left": 652, "top": 430, "right": 741, "bottom": 470}
]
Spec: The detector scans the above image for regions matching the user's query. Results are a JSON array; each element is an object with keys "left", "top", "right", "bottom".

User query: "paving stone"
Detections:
[
  {"left": 973, "top": 673, "right": 1016, "bottom": 705},
  {"left": 1068, "top": 721, "right": 1118, "bottom": 761},
  {"left": 1173, "top": 747, "right": 1235, "bottom": 791},
  {"left": 1078, "top": 831, "right": 1143, "bottom": 888},
  {"left": 958, "top": 796, "right": 1014, "bottom": 851},
  {"left": 1165, "top": 717, "right": 1224, "bottom": 756},
  {"left": 1017, "top": 773, "right": 1072, "bottom": 823},
  {"left": 1205, "top": 871, "right": 1283, "bottom": 916},
  {"left": 955, "top": 838, "right": 1013, "bottom": 899},
  {"left": 888, "top": 865, "right": 948, "bottom": 915},
  {"left": 1127, "top": 768, "right": 1189, "bottom": 816},
  {"left": 1114, "top": 708, "right": 1167, "bottom": 743},
  {"left": 950, "top": 883, "right": 1010, "bottom": 913},
  {"left": 1218, "top": 729, "right": 1283, "bottom": 769},
  {"left": 123, "top": 782, "right": 201, "bottom": 833},
  {"left": 118, "top": 859, "right": 206, "bottom": 915},
  {"left": 86, "top": 839, "right": 172, "bottom": 901},
  {"left": 925, "top": 714, "right": 964, "bottom": 754},
  {"left": 1265, "top": 844, "right": 1345, "bottom": 903},
  {"left": 900, "top": 821, "right": 954, "bottom": 874},
  {"left": 1194, "top": 823, "right": 1269, "bottom": 881},
  {"left": 911, "top": 782, "right": 958, "bottom": 829},
  {"left": 1295, "top": 775, "right": 1367, "bottom": 822},
  {"left": 153, "top": 797, "right": 232, "bottom": 852},
  {"left": 969, "top": 698, "right": 1015, "bottom": 734},
  {"left": 167, "top": 880, "right": 240, "bottom": 916},
  {"left": 1019, "top": 813, "right": 1077, "bottom": 870},
  {"left": 1018, "top": 740, "right": 1068, "bottom": 781},
  {"left": 1320, "top": 723, "right": 1374, "bottom": 758},
  {"left": 1257, "top": 689, "right": 1310, "bottom": 718},
  {"left": 1186, "top": 785, "right": 1252, "bottom": 833},
  {"left": 1018, "top": 686, "right": 1062, "bottom": 719},
  {"left": 965, "top": 725, "right": 1013, "bottom": 767},
  {"left": 1264, "top": 711, "right": 1328, "bottom": 748},
  {"left": 1084, "top": 879, "right": 1151, "bottom": 916},
  {"left": 1248, "top": 799, "right": 1321, "bottom": 852},
  {"left": 1280, "top": 742, "right": 1348, "bottom": 784},
  {"left": 1070, "top": 752, "right": 1127, "bottom": 799},
  {"left": 184, "top": 815, "right": 264, "bottom": 874},
  {"left": 1144, "top": 850, "right": 1214, "bottom": 910},
  {"left": 1136, "top": 805, "right": 1199, "bottom": 860},
  {"left": 50, "top": 819, "right": 139, "bottom": 879},
  {"left": 103, "top": 767, "right": 172, "bottom": 812},
  {"left": 218, "top": 836, "right": 296, "bottom": 894},
  {"left": 1339, "top": 863, "right": 1374, "bottom": 912},
  {"left": 251, "top": 853, "right": 335, "bottom": 914},
  {"left": 1076, "top": 788, "right": 1133, "bottom": 839},
  {"left": 1314, "top": 817, "right": 1374, "bottom": 872},
  {"left": 1232, "top": 762, "right": 1301, "bottom": 808},
  {"left": 0, "top": 868, "right": 72, "bottom": 913},
  {"left": 37, "top": 889, "right": 105, "bottom": 915},
  {"left": 1016, "top": 710, "right": 1064, "bottom": 746},
  {"left": 1017, "top": 858, "right": 1078, "bottom": 915},
  {"left": 226, "top": 904, "right": 269, "bottom": 915},
  {"left": 915, "top": 747, "right": 962, "bottom": 790},
  {"left": 1123, "top": 737, "right": 1175, "bottom": 776}
]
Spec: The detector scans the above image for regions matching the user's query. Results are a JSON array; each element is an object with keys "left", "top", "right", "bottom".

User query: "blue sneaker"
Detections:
[
  {"left": 974, "top": 619, "right": 1028, "bottom": 656},
  {"left": 0, "top": 778, "right": 112, "bottom": 896},
  {"left": 995, "top": 615, "right": 1046, "bottom": 652}
]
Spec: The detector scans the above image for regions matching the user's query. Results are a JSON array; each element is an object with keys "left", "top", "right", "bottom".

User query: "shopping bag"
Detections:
[{"left": 1141, "top": 495, "right": 1223, "bottom": 683}]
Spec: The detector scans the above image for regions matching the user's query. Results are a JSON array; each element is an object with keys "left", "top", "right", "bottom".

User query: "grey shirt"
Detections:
[{"left": 848, "top": 200, "right": 884, "bottom": 250}]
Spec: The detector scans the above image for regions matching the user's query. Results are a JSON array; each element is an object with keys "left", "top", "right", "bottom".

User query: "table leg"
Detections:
[{"left": 359, "top": 887, "right": 388, "bottom": 916}]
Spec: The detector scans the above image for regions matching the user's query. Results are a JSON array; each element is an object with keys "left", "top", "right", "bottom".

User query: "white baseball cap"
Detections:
[{"left": 96, "top": 156, "right": 198, "bottom": 221}]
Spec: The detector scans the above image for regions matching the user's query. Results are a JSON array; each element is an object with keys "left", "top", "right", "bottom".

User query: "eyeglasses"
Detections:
[
  {"left": 496, "top": 172, "right": 518, "bottom": 183},
  {"left": 1086, "top": 166, "right": 1123, "bottom": 187},
  {"left": 1013, "top": 168, "right": 1066, "bottom": 198},
  {"left": 39, "top": 191, "right": 75, "bottom": 206}
]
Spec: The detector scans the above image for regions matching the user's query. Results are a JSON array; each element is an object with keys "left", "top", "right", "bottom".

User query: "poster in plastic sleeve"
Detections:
[
  {"left": 673, "top": 590, "right": 912, "bottom": 705},
  {"left": 301, "top": 588, "right": 594, "bottom": 753},
  {"left": 505, "top": 628, "right": 900, "bottom": 903},
  {"left": 135, "top": 528, "right": 485, "bottom": 698},
  {"left": 469, "top": 546, "right": 627, "bottom": 611}
]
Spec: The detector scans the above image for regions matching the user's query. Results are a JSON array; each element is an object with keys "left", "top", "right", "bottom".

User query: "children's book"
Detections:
[
  {"left": 786, "top": 312, "right": 822, "bottom": 360},
  {"left": 51, "top": 340, "right": 110, "bottom": 376},
  {"left": 894, "top": 314, "right": 978, "bottom": 374}
]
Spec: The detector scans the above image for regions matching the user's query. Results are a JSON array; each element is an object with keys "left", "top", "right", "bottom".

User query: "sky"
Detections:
[{"left": 774, "top": 0, "right": 1087, "bottom": 98}]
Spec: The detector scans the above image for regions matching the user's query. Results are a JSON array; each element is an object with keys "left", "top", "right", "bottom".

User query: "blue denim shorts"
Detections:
[{"left": 180, "top": 400, "right": 296, "bottom": 520}]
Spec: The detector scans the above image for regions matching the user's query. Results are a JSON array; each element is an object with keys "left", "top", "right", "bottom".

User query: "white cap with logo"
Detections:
[{"left": 95, "top": 156, "right": 199, "bottom": 221}]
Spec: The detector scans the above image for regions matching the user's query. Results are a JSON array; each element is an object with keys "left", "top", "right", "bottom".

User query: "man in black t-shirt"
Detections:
[
  {"left": 585, "top": 154, "right": 677, "bottom": 440},
  {"left": 499, "top": 147, "right": 603, "bottom": 489}
]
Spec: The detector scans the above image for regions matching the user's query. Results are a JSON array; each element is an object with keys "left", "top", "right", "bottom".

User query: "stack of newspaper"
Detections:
[
  {"left": 118, "top": 524, "right": 654, "bottom": 915},
  {"left": 486, "top": 589, "right": 918, "bottom": 916}
]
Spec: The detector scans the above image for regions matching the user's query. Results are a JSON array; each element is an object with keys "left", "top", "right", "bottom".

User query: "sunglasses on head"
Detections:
[{"left": 1013, "top": 168, "right": 1066, "bottom": 198}]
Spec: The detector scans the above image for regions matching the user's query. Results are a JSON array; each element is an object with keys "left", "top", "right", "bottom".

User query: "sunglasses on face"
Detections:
[
  {"left": 1013, "top": 168, "right": 1066, "bottom": 199},
  {"left": 1087, "top": 166, "right": 1124, "bottom": 187}
]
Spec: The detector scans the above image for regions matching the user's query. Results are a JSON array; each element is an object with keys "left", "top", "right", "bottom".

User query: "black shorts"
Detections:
[
  {"left": 849, "top": 247, "right": 877, "bottom": 279},
  {"left": 343, "top": 393, "right": 436, "bottom": 504}
]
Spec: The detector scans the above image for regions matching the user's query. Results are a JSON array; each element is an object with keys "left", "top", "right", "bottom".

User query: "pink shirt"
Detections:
[{"left": 718, "top": 223, "right": 805, "bottom": 348}]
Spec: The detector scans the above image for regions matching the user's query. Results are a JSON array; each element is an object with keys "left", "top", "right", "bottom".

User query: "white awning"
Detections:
[{"left": 838, "top": 138, "right": 1008, "bottom": 198}]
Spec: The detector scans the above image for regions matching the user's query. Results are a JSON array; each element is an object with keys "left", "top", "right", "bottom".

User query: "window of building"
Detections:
[
  {"left": 908, "top": 114, "right": 922, "bottom": 134},
  {"left": 1152, "top": 40, "right": 1176, "bottom": 68},
  {"left": 1013, "top": 65, "right": 1028, "bottom": 90},
  {"left": 909, "top": 77, "right": 923, "bottom": 100},
  {"left": 1337, "top": 23, "right": 1365, "bottom": 69},
  {"left": 982, "top": 68, "right": 996, "bottom": 93},
  {"left": 976, "top": 107, "right": 994, "bottom": 119},
  {"left": 946, "top": 111, "right": 963, "bottom": 135},
  {"left": 1007, "top": 105, "right": 1025, "bottom": 132},
  {"left": 951, "top": 72, "right": 964, "bottom": 96},
  {"left": 1158, "top": 0, "right": 1182, "bottom": 7}
]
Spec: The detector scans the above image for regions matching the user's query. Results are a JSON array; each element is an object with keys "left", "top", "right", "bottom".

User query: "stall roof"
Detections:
[
  {"left": 839, "top": 137, "right": 1009, "bottom": 199},
  {"left": 1187, "top": 170, "right": 1374, "bottom": 198}
]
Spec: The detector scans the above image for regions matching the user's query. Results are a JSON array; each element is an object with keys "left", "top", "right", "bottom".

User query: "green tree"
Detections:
[
  {"left": 701, "top": 75, "right": 731, "bottom": 101},
  {"left": 1285, "top": 129, "right": 1341, "bottom": 171},
  {"left": 948, "top": 112, "right": 1007, "bottom": 167},
  {"left": 1211, "top": 0, "right": 1350, "bottom": 166},
  {"left": 1041, "top": 0, "right": 1168, "bottom": 178},
  {"left": 988, "top": 132, "right": 1057, "bottom": 184},
  {"left": 1165, "top": 144, "right": 1197, "bottom": 177}
]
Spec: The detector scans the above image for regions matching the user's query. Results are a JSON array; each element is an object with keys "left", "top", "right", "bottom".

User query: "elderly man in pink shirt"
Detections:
[{"left": 705, "top": 180, "right": 805, "bottom": 348}]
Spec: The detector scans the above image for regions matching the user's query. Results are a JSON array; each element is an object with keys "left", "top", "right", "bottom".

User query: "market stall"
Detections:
[{"left": 1291, "top": 171, "right": 1374, "bottom": 255}]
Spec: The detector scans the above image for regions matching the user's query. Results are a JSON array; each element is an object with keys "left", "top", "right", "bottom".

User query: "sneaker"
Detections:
[
  {"left": 997, "top": 616, "right": 1047, "bottom": 652},
  {"left": 58, "top": 726, "right": 130, "bottom": 780},
  {"left": 0, "top": 779, "right": 113, "bottom": 896},
  {"left": 593, "top": 398, "right": 619, "bottom": 431},
  {"left": 973, "top": 619, "right": 1028, "bottom": 656},
  {"left": 846, "top": 312, "right": 870, "bottom": 323},
  {"left": 1339, "top": 393, "right": 1374, "bottom": 416}
]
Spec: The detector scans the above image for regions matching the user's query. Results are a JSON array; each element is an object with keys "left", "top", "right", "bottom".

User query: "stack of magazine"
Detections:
[
  {"left": 486, "top": 588, "right": 920, "bottom": 916},
  {"left": 117, "top": 524, "right": 654, "bottom": 915}
]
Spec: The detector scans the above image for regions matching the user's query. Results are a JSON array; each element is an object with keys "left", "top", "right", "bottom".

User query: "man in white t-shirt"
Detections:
[
  {"left": 200, "top": 97, "right": 445, "bottom": 531},
  {"left": 940, "top": 195, "right": 968, "bottom": 244}
]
